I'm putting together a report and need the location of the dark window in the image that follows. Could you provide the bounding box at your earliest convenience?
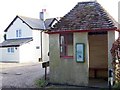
[8,47,14,53]
[16,29,22,37]
[36,46,40,49]
[60,33,73,57]
[4,34,6,40]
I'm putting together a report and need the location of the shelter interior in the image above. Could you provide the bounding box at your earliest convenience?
[88,31,108,87]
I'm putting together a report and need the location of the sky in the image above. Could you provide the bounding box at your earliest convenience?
[0,0,119,41]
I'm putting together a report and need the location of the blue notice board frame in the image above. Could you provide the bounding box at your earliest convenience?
[76,43,85,63]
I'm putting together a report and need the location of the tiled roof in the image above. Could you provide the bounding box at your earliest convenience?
[0,38,33,47]
[52,1,116,31]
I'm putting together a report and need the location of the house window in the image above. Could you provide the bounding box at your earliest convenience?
[36,46,40,49]
[16,29,22,37]
[8,47,14,53]
[60,33,73,57]
[8,48,11,53]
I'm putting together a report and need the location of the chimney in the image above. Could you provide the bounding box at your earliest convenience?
[39,9,46,21]
[40,12,44,21]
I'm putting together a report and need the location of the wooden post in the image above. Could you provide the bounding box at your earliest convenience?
[42,61,49,80]
[45,67,47,80]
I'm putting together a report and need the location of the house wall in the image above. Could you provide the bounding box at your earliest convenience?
[6,18,32,39]
[2,17,50,63]
[32,30,41,61]
[42,32,49,62]
[0,47,19,62]
[0,48,2,61]
[20,30,43,63]
[0,33,4,43]
[49,32,89,86]
[19,41,35,63]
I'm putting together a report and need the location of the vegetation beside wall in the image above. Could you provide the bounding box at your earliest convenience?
[35,77,48,88]
[113,82,120,89]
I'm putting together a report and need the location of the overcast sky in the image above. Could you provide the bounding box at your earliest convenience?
[0,0,119,36]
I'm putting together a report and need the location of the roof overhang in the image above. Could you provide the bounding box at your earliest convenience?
[47,27,117,34]
[0,45,19,48]
[0,38,33,48]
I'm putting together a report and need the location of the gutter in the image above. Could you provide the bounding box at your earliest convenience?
[46,27,117,34]
[40,31,44,61]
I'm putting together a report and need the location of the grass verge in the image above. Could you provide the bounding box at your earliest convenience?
[35,78,48,88]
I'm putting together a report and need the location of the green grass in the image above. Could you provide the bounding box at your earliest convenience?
[113,82,120,89]
[35,78,48,88]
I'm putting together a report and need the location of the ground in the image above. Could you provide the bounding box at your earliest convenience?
[0,62,49,88]
[0,62,110,90]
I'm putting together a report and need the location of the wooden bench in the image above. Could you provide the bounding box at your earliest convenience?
[89,68,108,78]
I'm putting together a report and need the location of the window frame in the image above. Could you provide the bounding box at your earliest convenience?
[60,33,73,58]
[7,47,14,53]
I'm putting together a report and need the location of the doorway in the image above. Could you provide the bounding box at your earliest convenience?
[88,32,108,87]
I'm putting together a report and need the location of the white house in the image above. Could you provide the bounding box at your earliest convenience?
[0,15,58,63]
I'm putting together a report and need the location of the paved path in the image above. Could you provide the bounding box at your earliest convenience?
[0,62,48,88]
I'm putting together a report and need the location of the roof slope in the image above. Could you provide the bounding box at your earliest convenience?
[5,16,58,32]
[44,18,57,29]
[52,1,116,31]
[0,38,33,47]
[19,16,45,30]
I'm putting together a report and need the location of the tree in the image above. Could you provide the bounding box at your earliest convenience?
[111,37,120,84]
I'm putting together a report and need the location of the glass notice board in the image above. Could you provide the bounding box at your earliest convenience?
[76,43,85,63]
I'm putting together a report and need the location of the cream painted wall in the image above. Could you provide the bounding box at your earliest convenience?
[6,18,32,39]
[49,34,61,83]
[108,31,116,84]
[108,31,119,69]
[49,32,89,86]
[74,32,89,85]
[108,31,115,69]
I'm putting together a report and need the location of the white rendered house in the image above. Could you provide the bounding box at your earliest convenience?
[0,15,58,63]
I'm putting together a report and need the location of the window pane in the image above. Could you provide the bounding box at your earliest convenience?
[16,30,18,37]
[19,29,22,37]
[36,46,40,49]
[8,48,10,53]
[60,36,64,45]
[16,29,22,37]
[11,48,14,53]
[60,45,67,56]
[60,33,73,57]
